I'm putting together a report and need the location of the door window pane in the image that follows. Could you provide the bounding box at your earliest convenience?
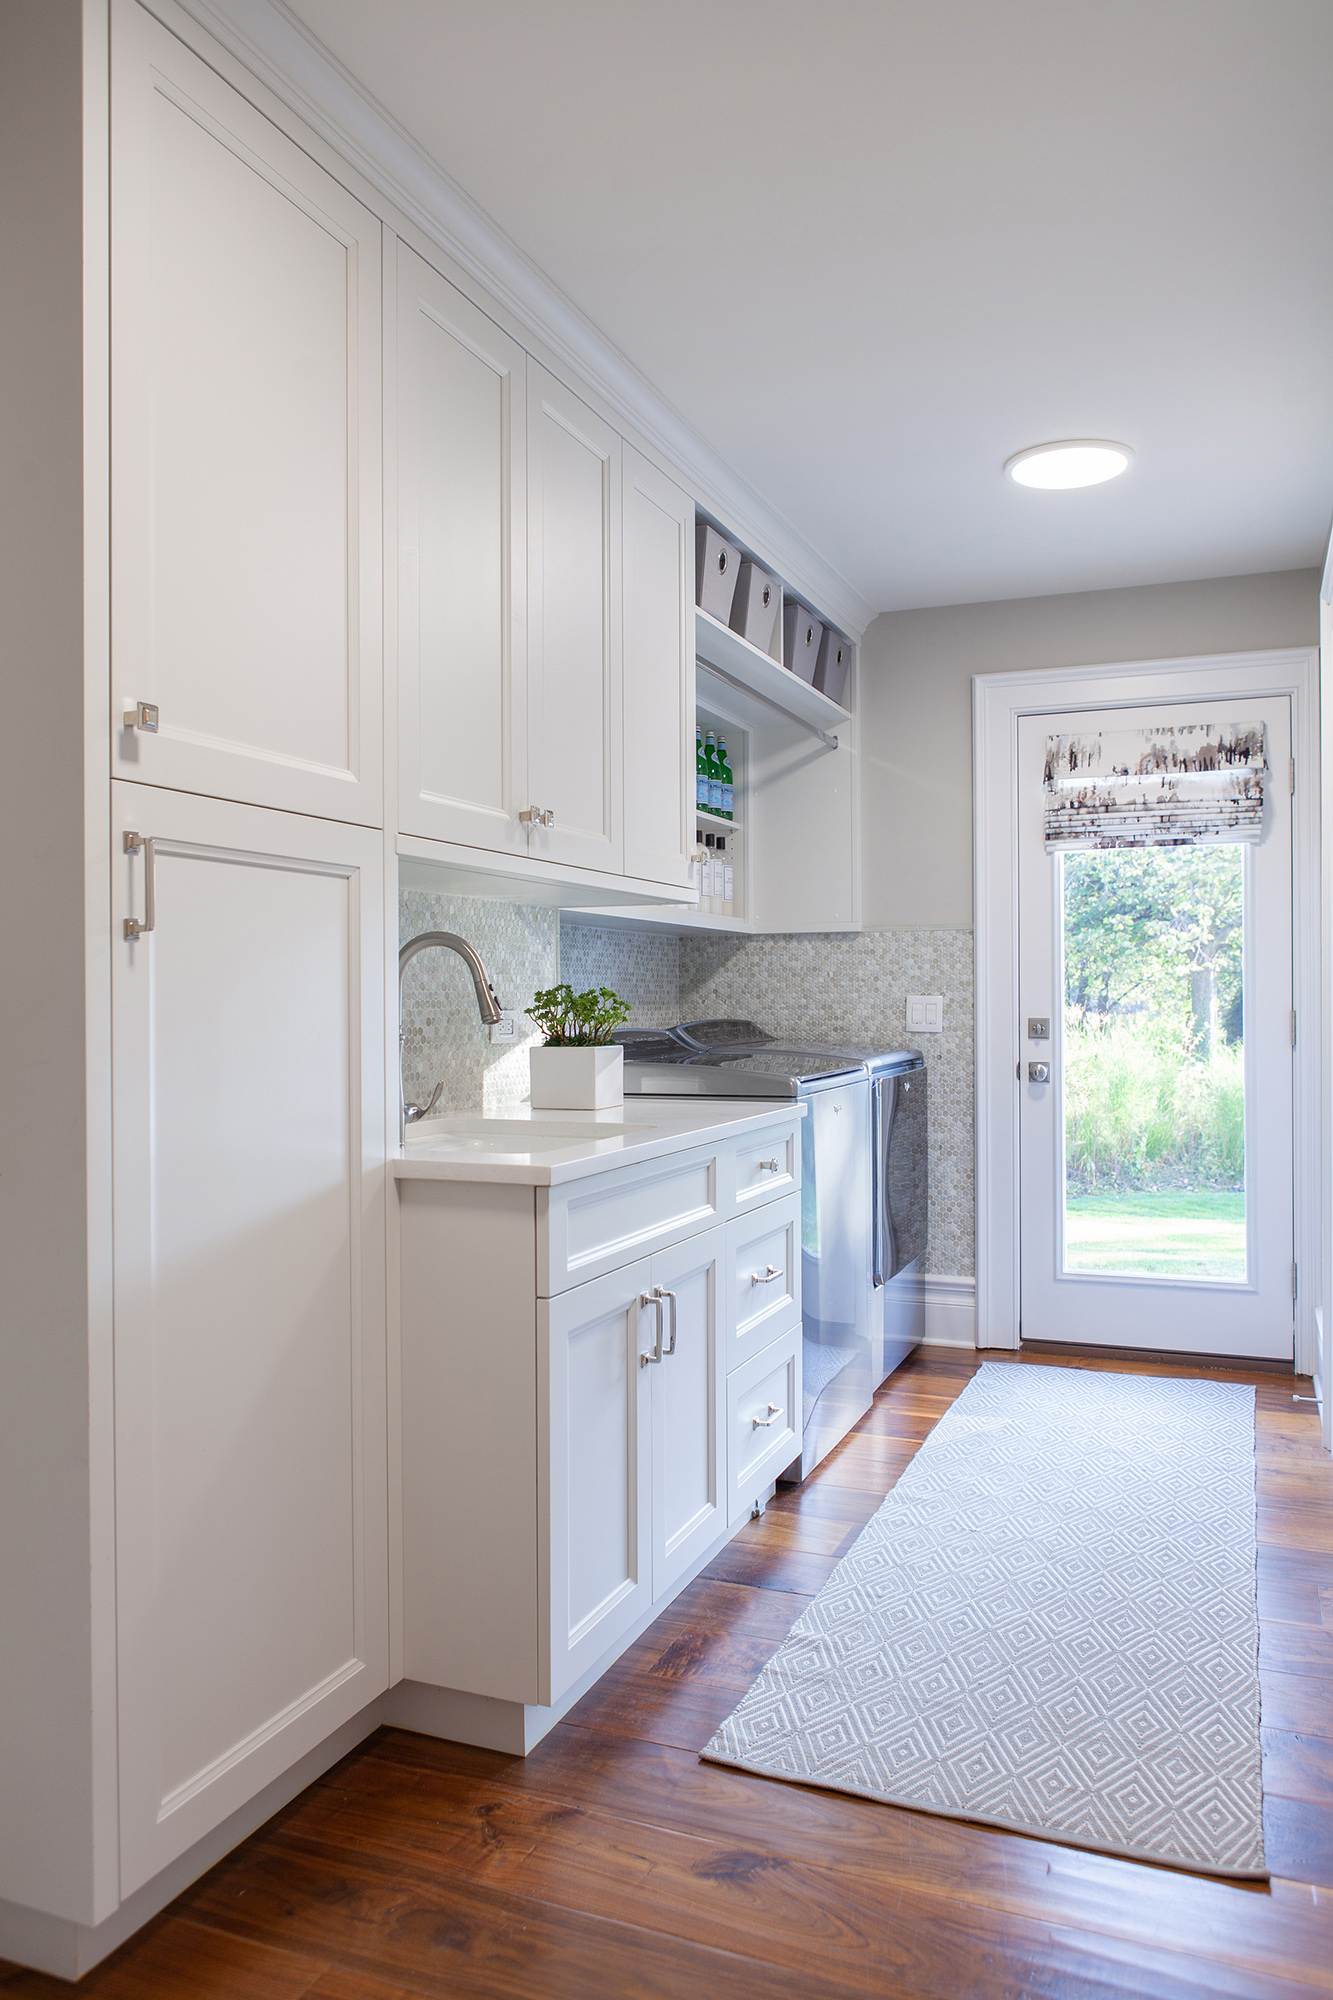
[1062,845,1245,1282]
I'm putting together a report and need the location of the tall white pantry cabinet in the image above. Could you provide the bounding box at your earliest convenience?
[0,0,695,1972]
[3,0,393,1958]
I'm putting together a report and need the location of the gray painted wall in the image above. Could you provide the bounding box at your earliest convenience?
[859,567,1321,931]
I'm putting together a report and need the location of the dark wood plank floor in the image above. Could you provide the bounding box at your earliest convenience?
[5,1348,1331,1997]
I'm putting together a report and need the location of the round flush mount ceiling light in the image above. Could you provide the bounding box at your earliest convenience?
[1005,439,1134,489]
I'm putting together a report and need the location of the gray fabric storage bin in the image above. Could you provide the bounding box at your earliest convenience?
[814,628,851,706]
[783,601,824,683]
[696,522,741,622]
[729,560,780,656]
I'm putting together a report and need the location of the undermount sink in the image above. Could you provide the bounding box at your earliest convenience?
[406,1116,648,1153]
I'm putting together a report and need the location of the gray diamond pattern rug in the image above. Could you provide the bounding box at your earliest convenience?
[704,1363,1266,1878]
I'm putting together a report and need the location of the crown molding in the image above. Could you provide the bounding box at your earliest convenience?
[167,0,876,638]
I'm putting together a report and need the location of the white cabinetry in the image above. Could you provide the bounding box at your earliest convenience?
[623,446,694,887]
[110,784,387,1892]
[397,1117,798,1749]
[544,1224,725,1698]
[395,245,528,852]
[543,1261,654,1696]
[525,365,623,872]
[395,318,697,890]
[110,0,383,827]
[649,1226,727,1597]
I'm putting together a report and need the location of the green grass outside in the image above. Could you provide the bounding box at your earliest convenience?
[1064,1189,1246,1281]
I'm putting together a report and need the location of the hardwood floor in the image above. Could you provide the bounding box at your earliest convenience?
[4,1348,1331,1997]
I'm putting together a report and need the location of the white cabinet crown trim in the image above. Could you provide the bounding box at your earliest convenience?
[165,0,873,639]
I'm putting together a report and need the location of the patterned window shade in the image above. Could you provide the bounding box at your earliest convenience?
[1044,721,1267,850]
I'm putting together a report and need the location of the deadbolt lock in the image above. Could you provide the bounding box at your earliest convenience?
[1027,1017,1050,1040]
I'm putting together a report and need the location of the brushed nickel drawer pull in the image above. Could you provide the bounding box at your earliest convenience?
[752,1402,783,1428]
[757,1157,781,1172]
[750,1264,780,1286]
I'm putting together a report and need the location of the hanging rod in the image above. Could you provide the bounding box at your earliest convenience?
[695,657,840,751]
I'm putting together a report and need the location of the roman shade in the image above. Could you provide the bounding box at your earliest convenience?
[1044,721,1266,849]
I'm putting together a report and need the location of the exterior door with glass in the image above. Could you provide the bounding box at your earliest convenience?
[1018,697,1294,1360]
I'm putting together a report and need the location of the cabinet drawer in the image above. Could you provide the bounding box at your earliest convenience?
[727,1323,802,1525]
[538,1144,720,1295]
[725,1192,801,1367]
[724,1119,799,1213]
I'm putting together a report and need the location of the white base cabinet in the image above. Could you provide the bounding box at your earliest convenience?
[110,784,388,1892]
[397,1117,800,1744]
[543,1225,727,1702]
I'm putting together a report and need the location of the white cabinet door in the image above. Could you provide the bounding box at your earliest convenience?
[542,1261,651,1703]
[111,782,387,1893]
[396,244,528,852]
[622,446,693,887]
[649,1227,726,1600]
[110,0,383,825]
[525,365,622,872]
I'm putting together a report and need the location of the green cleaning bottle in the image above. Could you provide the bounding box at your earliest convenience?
[704,731,722,814]
[696,728,708,809]
[718,738,734,819]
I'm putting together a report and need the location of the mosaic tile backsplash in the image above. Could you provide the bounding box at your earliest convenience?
[562,921,975,1277]
[558,925,682,1030]
[400,890,559,1117]
[401,891,974,1277]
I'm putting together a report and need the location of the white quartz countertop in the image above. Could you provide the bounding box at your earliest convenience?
[392,1096,802,1186]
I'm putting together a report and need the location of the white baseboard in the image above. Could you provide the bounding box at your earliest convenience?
[919,1273,977,1349]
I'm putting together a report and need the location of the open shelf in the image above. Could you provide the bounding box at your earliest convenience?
[696,806,742,832]
[695,607,851,738]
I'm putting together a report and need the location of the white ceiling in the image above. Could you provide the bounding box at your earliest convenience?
[284,0,1333,614]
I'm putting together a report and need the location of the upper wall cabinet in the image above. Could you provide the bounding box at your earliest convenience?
[396,244,528,853]
[110,0,383,825]
[524,365,623,874]
[622,446,694,888]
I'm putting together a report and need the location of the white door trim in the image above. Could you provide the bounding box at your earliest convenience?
[974,647,1321,1371]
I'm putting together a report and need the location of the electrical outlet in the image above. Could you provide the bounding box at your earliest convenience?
[906,994,943,1033]
[490,1010,518,1045]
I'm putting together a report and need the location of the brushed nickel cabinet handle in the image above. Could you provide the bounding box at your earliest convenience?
[654,1285,677,1356]
[752,1402,783,1429]
[750,1264,780,1286]
[639,1291,664,1366]
[123,830,156,940]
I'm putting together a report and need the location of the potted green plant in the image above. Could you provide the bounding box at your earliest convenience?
[527,984,632,1109]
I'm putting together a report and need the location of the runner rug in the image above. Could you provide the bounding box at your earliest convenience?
[704,1362,1266,1877]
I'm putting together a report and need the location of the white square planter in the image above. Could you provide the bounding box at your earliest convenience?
[529,1043,624,1110]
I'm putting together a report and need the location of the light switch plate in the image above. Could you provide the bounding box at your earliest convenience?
[490,1010,518,1045]
[906,994,943,1033]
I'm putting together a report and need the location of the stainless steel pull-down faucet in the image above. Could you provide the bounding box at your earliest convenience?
[398,931,504,1139]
